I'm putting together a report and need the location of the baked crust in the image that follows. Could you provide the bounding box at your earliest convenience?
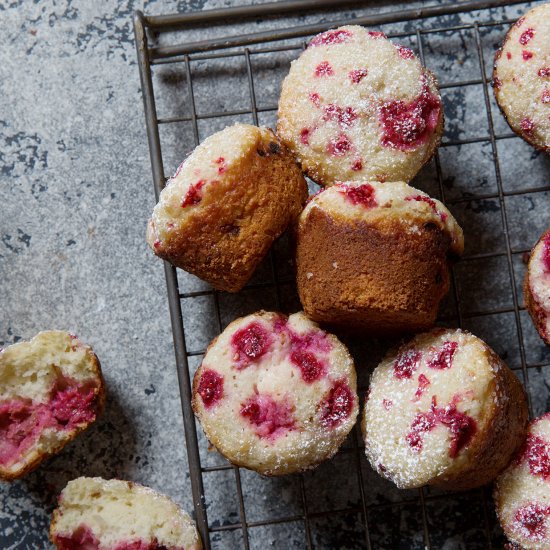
[296,206,456,335]
[147,126,308,292]
[0,332,105,482]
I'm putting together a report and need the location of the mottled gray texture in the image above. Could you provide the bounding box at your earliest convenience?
[1,0,549,549]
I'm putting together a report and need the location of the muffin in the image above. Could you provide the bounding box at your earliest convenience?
[50,477,201,550]
[524,228,550,346]
[277,25,444,185]
[147,123,308,292]
[0,331,105,481]
[493,3,550,152]
[494,414,550,550]
[363,328,528,490]
[295,181,464,334]
[192,311,358,475]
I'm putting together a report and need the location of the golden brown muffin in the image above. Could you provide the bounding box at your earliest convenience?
[363,328,529,490]
[50,477,201,549]
[494,414,550,550]
[192,311,358,476]
[0,331,105,481]
[277,25,444,185]
[295,181,464,334]
[524,228,550,346]
[147,123,308,292]
[493,3,550,152]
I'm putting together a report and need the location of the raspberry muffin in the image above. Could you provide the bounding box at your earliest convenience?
[295,181,464,334]
[363,328,528,490]
[50,477,201,550]
[147,123,308,292]
[493,4,550,152]
[277,25,444,185]
[524,228,550,346]
[494,414,550,550]
[0,331,105,481]
[192,311,358,475]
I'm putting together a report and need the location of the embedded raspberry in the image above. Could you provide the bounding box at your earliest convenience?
[515,17,525,28]
[514,504,549,542]
[406,410,436,452]
[507,51,512,60]
[379,85,441,151]
[181,179,207,207]
[153,239,161,249]
[351,158,363,171]
[327,133,352,156]
[382,399,393,410]
[50,384,97,427]
[393,348,421,379]
[405,195,447,222]
[427,341,458,370]
[197,369,224,408]
[315,61,334,77]
[520,117,535,133]
[320,381,354,427]
[231,322,272,367]
[54,526,100,550]
[519,28,535,45]
[349,69,368,84]
[337,183,377,208]
[397,46,415,59]
[290,350,326,383]
[520,434,550,479]
[543,234,550,272]
[542,90,550,104]
[215,156,227,174]
[522,50,534,60]
[414,374,430,401]
[309,29,352,48]
[492,77,502,89]
[309,92,320,106]
[323,104,358,128]
[240,394,295,440]
[368,31,386,39]
[539,67,550,77]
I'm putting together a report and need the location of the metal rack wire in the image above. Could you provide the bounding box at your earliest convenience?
[134,1,550,548]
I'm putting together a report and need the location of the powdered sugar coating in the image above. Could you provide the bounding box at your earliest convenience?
[494,415,550,549]
[493,4,550,152]
[277,25,443,185]
[525,228,550,345]
[363,329,514,489]
[301,180,464,256]
[192,311,358,475]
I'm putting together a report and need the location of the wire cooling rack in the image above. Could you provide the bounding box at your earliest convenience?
[134,1,550,548]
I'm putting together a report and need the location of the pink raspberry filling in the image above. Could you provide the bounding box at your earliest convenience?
[323,104,358,129]
[181,179,207,208]
[414,373,431,401]
[327,133,352,156]
[368,31,386,39]
[426,341,458,370]
[300,127,312,145]
[539,67,550,77]
[520,117,535,133]
[406,395,477,458]
[231,322,273,368]
[393,348,422,380]
[522,50,534,61]
[290,350,326,383]
[516,433,550,479]
[0,378,98,468]
[379,83,441,151]
[519,28,535,45]
[349,69,368,84]
[315,61,334,77]
[240,394,295,440]
[336,183,377,208]
[320,381,354,427]
[396,45,415,59]
[308,92,321,106]
[351,158,363,171]
[309,29,352,48]
[514,504,550,542]
[197,369,224,409]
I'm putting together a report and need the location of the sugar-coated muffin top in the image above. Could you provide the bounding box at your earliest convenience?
[300,181,464,256]
[277,25,443,184]
[493,4,550,151]
[193,311,358,475]
[364,328,504,488]
[51,477,201,550]
[527,228,550,340]
[495,415,550,550]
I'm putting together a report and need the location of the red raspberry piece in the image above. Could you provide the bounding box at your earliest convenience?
[396,45,415,59]
[290,349,326,383]
[349,69,368,84]
[507,51,512,60]
[516,433,550,479]
[54,526,100,550]
[240,394,295,440]
[413,374,430,401]
[368,31,386,39]
[309,29,352,48]
[300,128,311,145]
[153,239,161,249]
[351,158,363,171]
[214,156,227,174]
[320,381,354,427]
[323,104,358,128]
[515,17,525,28]
[393,348,422,380]
[520,117,535,133]
[406,409,436,452]
[523,50,534,60]
[181,179,207,207]
[542,90,550,104]
[514,504,549,542]
[543,234,550,272]
[405,195,447,222]
[231,322,273,368]
[539,67,550,77]
[519,28,535,45]
[327,133,352,156]
[315,61,334,77]
[492,77,502,89]
[427,341,458,370]
[309,92,321,107]
[197,369,224,408]
[382,399,393,410]
[336,182,377,208]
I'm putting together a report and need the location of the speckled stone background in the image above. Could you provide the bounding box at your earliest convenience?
[1,0,549,549]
